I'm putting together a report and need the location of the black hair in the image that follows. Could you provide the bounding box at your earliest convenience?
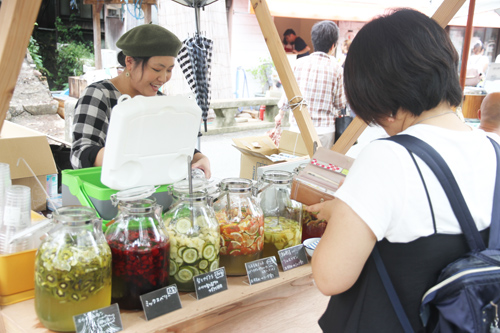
[344,8,462,125]
[284,29,296,37]
[311,21,339,53]
[117,51,151,78]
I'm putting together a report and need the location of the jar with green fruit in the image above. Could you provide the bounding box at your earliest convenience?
[213,178,264,276]
[164,179,220,292]
[258,170,302,262]
[35,206,112,332]
[105,186,170,310]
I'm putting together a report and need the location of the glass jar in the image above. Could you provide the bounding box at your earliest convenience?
[258,170,302,261]
[105,186,170,310]
[213,178,264,276]
[164,179,220,292]
[35,206,111,332]
[293,163,328,241]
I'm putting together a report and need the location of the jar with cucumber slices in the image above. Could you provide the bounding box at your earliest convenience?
[213,178,264,275]
[104,186,170,310]
[164,179,220,292]
[35,206,112,332]
[258,170,302,262]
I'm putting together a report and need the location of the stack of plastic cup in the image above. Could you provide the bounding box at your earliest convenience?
[0,185,31,254]
[0,163,12,227]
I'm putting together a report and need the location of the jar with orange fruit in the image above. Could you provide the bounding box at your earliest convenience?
[213,178,264,276]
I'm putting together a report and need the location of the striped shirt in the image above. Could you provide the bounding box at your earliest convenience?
[280,52,346,134]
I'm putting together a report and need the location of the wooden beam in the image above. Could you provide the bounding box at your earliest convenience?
[459,0,476,91]
[142,5,153,24]
[84,0,157,4]
[431,0,466,28]
[0,0,43,132]
[331,0,467,154]
[92,4,103,70]
[250,0,320,157]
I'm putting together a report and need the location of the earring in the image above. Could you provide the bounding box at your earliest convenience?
[125,72,130,77]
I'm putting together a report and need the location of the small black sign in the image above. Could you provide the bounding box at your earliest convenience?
[139,284,182,321]
[245,256,280,285]
[194,267,228,300]
[278,244,309,271]
[73,303,123,333]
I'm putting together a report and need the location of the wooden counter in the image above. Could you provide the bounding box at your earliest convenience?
[0,263,330,332]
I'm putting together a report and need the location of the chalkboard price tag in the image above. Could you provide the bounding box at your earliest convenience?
[278,244,309,271]
[194,267,228,300]
[139,284,182,321]
[245,256,280,285]
[73,303,123,333]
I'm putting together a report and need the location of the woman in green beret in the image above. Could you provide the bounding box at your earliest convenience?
[70,24,211,178]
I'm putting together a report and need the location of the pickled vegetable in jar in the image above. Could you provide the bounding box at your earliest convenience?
[258,170,302,262]
[164,179,220,291]
[35,206,111,332]
[301,209,327,241]
[105,186,170,310]
[213,178,264,276]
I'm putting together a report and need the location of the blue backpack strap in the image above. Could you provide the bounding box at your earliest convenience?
[373,246,415,333]
[486,136,500,249]
[384,134,486,251]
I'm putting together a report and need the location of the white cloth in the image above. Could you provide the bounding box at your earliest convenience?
[335,125,499,243]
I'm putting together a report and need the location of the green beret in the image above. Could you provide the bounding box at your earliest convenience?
[116,24,182,58]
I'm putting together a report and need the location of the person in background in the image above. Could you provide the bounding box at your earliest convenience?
[308,9,498,331]
[283,36,294,53]
[478,92,500,136]
[468,41,490,77]
[70,24,211,178]
[338,38,352,67]
[276,21,346,149]
[283,29,311,59]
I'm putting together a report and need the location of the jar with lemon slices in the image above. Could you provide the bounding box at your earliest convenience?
[258,170,302,262]
[213,178,264,276]
[164,178,220,292]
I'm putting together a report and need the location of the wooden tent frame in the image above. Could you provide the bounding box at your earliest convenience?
[0,0,467,147]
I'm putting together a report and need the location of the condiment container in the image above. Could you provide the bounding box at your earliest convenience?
[213,178,264,275]
[35,206,111,332]
[258,170,302,262]
[164,179,220,292]
[105,186,170,310]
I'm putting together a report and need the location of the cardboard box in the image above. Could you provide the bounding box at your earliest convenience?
[68,76,88,98]
[232,130,309,180]
[0,121,58,211]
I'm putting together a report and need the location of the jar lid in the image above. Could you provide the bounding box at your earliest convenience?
[110,185,157,205]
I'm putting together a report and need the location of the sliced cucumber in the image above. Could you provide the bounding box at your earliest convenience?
[176,267,194,283]
[169,261,178,276]
[209,259,219,271]
[202,244,216,260]
[182,248,198,264]
[199,259,209,270]
[188,266,200,277]
[176,218,192,234]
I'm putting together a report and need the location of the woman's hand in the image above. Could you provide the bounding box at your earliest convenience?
[306,199,336,222]
[191,152,211,179]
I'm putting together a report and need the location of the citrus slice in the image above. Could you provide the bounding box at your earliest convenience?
[199,259,209,270]
[209,259,219,271]
[176,267,194,283]
[169,261,178,276]
[202,244,216,261]
[182,248,198,264]
[176,218,192,234]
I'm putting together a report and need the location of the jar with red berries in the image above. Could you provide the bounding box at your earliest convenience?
[105,186,170,310]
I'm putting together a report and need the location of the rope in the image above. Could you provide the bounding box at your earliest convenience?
[288,96,308,112]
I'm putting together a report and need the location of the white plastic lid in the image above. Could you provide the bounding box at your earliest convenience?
[110,185,157,205]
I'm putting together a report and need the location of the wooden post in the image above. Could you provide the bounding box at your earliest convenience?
[459,0,476,91]
[0,0,43,132]
[92,4,103,70]
[142,5,152,24]
[250,0,320,157]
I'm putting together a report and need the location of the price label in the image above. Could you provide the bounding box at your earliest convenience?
[245,256,280,285]
[140,284,182,321]
[194,267,228,300]
[278,245,308,271]
[73,303,123,333]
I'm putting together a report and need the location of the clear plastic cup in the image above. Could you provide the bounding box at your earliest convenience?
[0,163,12,227]
[0,185,31,254]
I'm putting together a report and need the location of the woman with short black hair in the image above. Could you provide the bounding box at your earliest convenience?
[309,9,499,332]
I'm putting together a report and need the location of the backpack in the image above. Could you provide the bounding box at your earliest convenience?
[373,134,500,333]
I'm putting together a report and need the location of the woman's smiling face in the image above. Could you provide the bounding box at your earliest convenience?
[127,56,176,96]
